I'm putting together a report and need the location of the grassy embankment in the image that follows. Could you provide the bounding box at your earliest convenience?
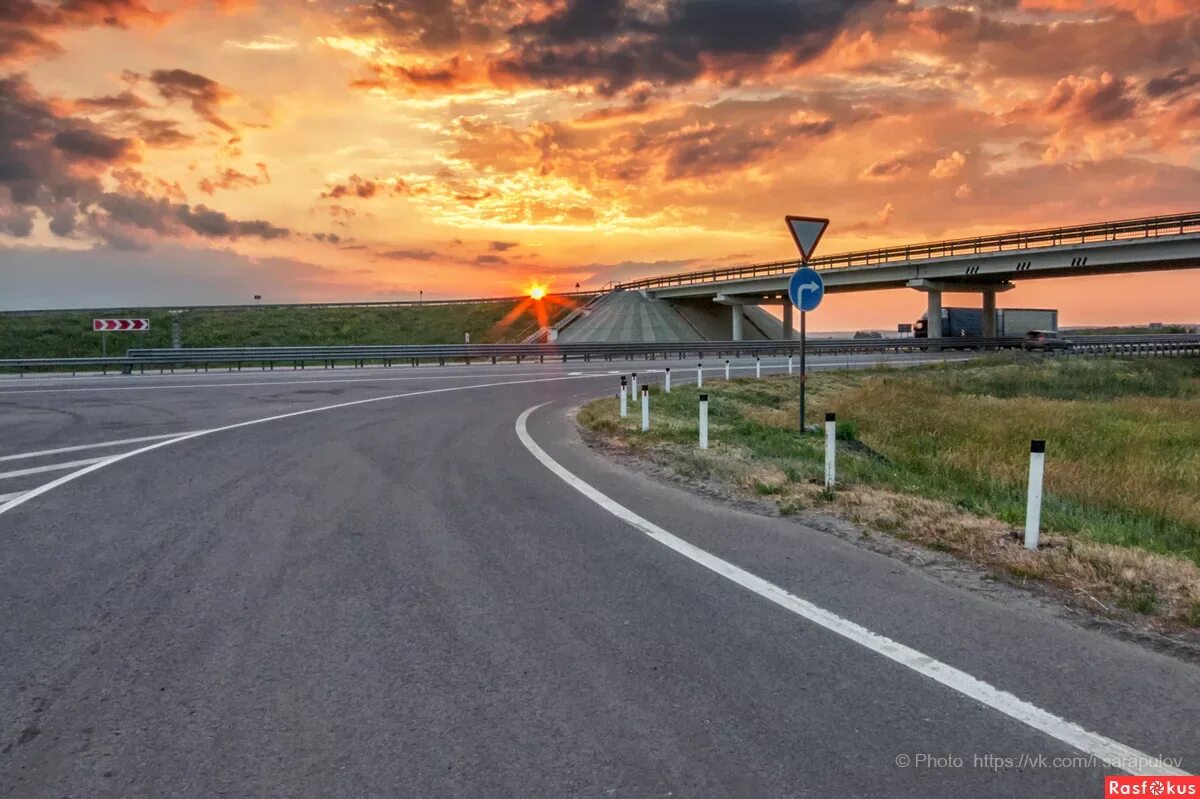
[0,299,574,359]
[579,356,1200,629]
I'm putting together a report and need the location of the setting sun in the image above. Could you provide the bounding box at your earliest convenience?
[528,284,547,301]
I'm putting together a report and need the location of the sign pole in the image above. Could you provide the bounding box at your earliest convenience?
[800,310,807,430]
[101,331,107,358]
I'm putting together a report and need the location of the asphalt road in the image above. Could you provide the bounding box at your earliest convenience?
[1,354,1195,797]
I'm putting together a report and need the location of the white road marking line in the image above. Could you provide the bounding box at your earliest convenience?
[513,403,1189,777]
[0,433,190,463]
[0,372,610,518]
[0,491,25,503]
[0,456,109,481]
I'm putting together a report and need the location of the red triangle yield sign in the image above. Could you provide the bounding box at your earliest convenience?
[784,215,830,262]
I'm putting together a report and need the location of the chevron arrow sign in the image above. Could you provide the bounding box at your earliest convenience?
[93,318,150,332]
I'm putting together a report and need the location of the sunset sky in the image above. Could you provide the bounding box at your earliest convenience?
[1,0,1197,328]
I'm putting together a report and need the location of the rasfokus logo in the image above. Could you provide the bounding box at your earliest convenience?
[1106,777,1199,797]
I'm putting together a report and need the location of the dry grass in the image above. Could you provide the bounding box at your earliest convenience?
[577,356,1200,629]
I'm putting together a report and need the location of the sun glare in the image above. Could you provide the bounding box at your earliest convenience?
[528,284,547,301]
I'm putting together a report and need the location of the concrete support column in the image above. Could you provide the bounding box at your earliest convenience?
[926,290,943,341]
[982,290,997,339]
[782,302,794,340]
[732,305,744,341]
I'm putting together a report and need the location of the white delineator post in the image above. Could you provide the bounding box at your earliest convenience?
[641,386,650,432]
[725,360,730,380]
[697,363,703,388]
[619,377,628,418]
[788,355,793,375]
[1025,439,1046,550]
[665,367,671,393]
[632,372,638,402]
[824,412,837,489]
[698,394,709,449]
[756,358,761,379]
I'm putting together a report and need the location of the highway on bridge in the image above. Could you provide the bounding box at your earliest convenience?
[1,355,1195,796]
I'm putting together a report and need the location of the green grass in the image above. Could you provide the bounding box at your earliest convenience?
[580,356,1200,567]
[0,300,574,359]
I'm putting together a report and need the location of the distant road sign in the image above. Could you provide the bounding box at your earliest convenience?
[898,322,913,334]
[784,215,829,262]
[93,318,149,332]
[788,267,825,312]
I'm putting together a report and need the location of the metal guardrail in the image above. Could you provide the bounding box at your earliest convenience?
[0,291,602,317]
[1,335,1197,375]
[614,212,1200,292]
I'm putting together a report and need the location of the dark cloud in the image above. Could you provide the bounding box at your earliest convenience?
[473,253,506,265]
[380,248,438,260]
[0,0,162,64]
[321,174,413,200]
[489,240,518,251]
[96,192,290,242]
[198,163,270,195]
[1043,73,1137,124]
[53,128,138,161]
[75,90,149,111]
[0,74,291,246]
[1145,68,1200,99]
[134,118,193,148]
[148,68,235,131]
[494,0,880,94]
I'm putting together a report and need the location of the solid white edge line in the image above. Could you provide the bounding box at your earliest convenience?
[513,402,1189,778]
[0,491,25,504]
[0,456,110,480]
[0,373,607,518]
[0,433,190,463]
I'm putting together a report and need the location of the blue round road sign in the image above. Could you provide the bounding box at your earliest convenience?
[789,266,825,312]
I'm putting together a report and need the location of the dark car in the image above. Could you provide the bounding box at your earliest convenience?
[1022,330,1072,351]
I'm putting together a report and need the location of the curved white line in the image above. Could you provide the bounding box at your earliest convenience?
[0,373,606,518]
[514,402,1188,777]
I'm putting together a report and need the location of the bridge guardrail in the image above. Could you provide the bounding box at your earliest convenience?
[614,211,1200,292]
[1,335,1197,375]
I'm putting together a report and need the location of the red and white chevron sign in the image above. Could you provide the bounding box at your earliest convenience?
[92,318,149,332]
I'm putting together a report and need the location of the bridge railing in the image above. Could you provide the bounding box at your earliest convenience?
[614,212,1200,292]
[1,335,1197,375]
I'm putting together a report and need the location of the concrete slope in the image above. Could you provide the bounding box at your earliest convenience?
[669,298,786,340]
[556,290,700,342]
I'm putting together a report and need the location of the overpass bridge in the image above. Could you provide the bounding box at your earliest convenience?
[606,212,1200,341]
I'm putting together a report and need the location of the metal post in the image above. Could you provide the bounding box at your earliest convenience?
[665,367,671,393]
[1025,440,1046,550]
[699,394,709,449]
[800,310,807,430]
[697,363,703,388]
[619,377,628,418]
[641,386,650,432]
[824,412,837,489]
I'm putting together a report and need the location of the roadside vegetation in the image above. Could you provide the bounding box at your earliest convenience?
[0,299,578,359]
[578,356,1200,630]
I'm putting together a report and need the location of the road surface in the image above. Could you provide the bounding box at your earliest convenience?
[1,354,1195,797]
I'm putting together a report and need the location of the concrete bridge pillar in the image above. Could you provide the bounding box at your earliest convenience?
[782,302,794,340]
[926,290,943,340]
[731,306,744,341]
[982,290,997,339]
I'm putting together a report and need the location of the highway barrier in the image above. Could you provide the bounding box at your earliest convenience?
[1,334,1197,375]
